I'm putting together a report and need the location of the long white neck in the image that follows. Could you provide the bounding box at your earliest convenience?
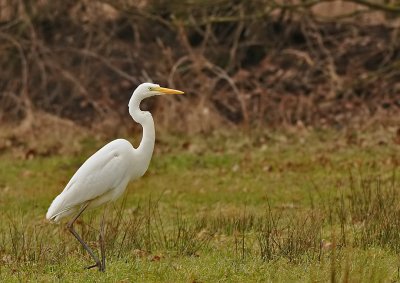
[128,93,155,175]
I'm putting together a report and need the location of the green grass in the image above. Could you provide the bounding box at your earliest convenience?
[0,130,399,282]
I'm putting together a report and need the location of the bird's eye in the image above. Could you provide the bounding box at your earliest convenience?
[148,87,153,91]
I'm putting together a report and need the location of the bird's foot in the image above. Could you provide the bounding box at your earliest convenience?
[85,261,104,272]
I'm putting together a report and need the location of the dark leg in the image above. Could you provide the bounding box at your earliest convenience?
[67,203,103,271]
[99,205,107,272]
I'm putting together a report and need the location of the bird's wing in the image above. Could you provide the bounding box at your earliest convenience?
[47,139,134,220]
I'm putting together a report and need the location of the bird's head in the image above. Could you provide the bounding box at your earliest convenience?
[129,83,184,118]
[133,82,184,100]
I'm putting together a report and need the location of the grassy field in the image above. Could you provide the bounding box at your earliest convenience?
[0,129,399,282]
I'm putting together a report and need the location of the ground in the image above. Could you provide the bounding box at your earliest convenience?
[0,128,399,282]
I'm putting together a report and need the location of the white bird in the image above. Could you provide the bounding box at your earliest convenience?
[46,83,184,272]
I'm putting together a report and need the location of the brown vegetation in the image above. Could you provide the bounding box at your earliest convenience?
[0,0,399,139]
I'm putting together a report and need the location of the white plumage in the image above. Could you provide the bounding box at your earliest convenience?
[46,83,184,272]
[46,139,135,222]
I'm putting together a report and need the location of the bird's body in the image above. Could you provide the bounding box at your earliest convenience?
[46,83,184,272]
[47,139,136,222]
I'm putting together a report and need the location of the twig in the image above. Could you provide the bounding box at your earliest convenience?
[53,48,139,84]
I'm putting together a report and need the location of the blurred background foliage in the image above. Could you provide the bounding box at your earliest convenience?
[0,0,399,152]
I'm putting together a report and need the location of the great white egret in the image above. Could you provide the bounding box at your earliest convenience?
[46,83,184,272]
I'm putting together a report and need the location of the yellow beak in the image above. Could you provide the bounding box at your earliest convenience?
[154,86,184,95]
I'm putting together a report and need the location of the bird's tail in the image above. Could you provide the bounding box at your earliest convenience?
[46,194,76,223]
